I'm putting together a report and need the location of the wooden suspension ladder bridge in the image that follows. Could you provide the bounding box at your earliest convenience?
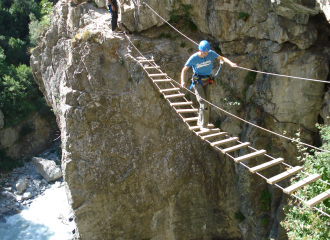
[129,53,330,214]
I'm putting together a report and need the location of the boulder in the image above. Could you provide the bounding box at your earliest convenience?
[32,157,62,182]
[23,192,32,200]
[41,179,48,185]
[16,177,27,195]
[95,0,105,8]
[16,196,23,202]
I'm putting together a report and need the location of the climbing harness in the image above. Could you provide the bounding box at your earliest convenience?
[189,61,223,89]
[190,75,208,89]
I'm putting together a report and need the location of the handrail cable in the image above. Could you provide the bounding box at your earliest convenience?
[143,2,329,84]
[142,2,198,45]
[125,33,330,154]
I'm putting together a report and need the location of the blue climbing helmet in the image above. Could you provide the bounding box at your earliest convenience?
[198,40,210,52]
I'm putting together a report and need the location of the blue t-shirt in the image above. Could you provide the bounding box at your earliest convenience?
[185,50,219,75]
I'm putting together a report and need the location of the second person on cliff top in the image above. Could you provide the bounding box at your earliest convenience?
[108,0,118,32]
[180,40,237,132]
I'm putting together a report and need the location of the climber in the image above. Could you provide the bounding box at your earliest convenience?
[108,0,119,32]
[180,40,237,132]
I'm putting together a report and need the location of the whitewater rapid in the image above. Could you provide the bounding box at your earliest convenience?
[0,184,75,240]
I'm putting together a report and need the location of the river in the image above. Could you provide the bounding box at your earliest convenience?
[0,184,75,240]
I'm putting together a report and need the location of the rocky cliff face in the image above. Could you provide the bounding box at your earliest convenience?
[31,0,330,239]
[0,112,58,159]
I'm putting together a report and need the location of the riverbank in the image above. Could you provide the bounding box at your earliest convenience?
[0,145,77,239]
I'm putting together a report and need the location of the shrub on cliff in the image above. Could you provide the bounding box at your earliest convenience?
[29,0,54,46]
[281,124,330,239]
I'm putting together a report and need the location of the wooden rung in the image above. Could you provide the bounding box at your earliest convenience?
[139,59,154,63]
[195,128,220,136]
[234,150,266,163]
[164,93,185,99]
[176,109,199,113]
[283,174,321,195]
[144,66,160,69]
[160,88,180,93]
[153,79,171,83]
[221,142,250,154]
[210,137,239,147]
[149,73,167,77]
[189,126,201,130]
[170,101,193,107]
[200,132,227,140]
[189,124,213,131]
[183,117,198,122]
[267,166,303,185]
[249,158,284,173]
[306,189,330,208]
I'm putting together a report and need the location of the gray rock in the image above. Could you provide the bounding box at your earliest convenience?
[32,157,62,182]
[0,207,11,214]
[16,177,27,195]
[23,192,32,200]
[16,196,23,202]
[32,179,42,189]
[95,0,105,8]
[1,191,16,199]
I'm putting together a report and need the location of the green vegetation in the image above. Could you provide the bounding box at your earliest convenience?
[261,189,271,211]
[180,41,187,48]
[281,124,330,240]
[234,174,239,182]
[184,93,191,101]
[218,80,242,110]
[136,42,141,50]
[237,12,250,21]
[16,123,35,143]
[118,55,124,65]
[245,71,257,85]
[213,45,222,55]
[158,33,180,40]
[261,216,269,226]
[0,148,23,172]
[29,0,54,45]
[168,0,197,32]
[72,30,100,45]
[0,0,55,128]
[214,119,221,129]
[234,210,245,222]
